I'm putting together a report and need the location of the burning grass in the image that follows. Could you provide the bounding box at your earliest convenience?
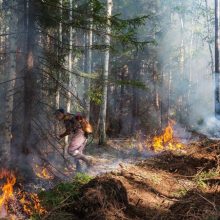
[0,169,46,219]
[151,121,185,152]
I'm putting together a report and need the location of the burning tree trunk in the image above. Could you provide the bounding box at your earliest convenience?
[215,0,220,118]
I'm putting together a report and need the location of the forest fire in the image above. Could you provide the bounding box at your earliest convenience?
[152,121,184,152]
[0,169,46,219]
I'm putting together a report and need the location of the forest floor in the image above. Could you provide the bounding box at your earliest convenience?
[39,135,220,220]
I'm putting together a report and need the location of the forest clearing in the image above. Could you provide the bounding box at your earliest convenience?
[0,0,220,219]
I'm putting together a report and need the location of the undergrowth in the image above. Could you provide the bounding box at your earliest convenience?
[31,173,92,220]
[193,169,219,189]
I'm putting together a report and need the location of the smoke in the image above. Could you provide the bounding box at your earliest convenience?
[155,0,217,136]
[195,116,220,138]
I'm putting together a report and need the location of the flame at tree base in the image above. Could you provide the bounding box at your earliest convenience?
[0,169,47,219]
[34,164,54,180]
[152,121,184,152]
[0,170,16,210]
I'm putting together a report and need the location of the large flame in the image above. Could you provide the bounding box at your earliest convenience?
[0,170,16,208]
[152,121,184,152]
[0,169,46,218]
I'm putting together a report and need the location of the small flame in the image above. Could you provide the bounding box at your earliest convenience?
[18,190,46,216]
[34,165,54,180]
[152,121,184,152]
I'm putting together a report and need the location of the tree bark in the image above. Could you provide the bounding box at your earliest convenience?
[22,0,37,154]
[99,0,112,145]
[10,0,27,166]
[55,0,63,109]
[215,0,220,118]
[84,15,93,119]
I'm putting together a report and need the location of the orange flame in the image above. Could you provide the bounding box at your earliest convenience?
[0,169,47,218]
[0,170,16,208]
[34,165,53,180]
[152,121,184,152]
[18,190,46,216]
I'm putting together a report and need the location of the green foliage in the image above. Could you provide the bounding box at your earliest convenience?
[115,79,147,90]
[193,169,219,189]
[172,188,188,197]
[38,0,149,51]
[35,0,150,101]
[39,173,92,209]
[88,87,103,105]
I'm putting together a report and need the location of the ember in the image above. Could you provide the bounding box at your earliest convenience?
[152,121,184,152]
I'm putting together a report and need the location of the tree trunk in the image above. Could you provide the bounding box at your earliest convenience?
[215,0,220,118]
[119,64,128,135]
[205,0,214,74]
[131,61,140,134]
[10,0,27,167]
[99,0,112,145]
[66,0,73,114]
[1,0,17,166]
[6,1,17,153]
[22,0,37,154]
[160,70,169,129]
[152,62,162,129]
[84,17,93,119]
[64,0,74,154]
[55,0,63,109]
